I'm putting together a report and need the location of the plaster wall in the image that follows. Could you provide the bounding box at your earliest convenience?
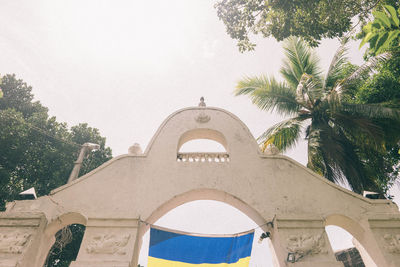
[2,106,400,267]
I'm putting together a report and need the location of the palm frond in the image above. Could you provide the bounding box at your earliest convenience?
[324,37,349,91]
[342,103,400,121]
[331,112,385,151]
[258,116,309,152]
[307,134,340,183]
[335,52,392,95]
[280,37,322,89]
[307,122,370,193]
[235,75,302,116]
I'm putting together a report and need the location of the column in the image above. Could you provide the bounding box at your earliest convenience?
[368,215,400,267]
[270,215,341,267]
[70,218,139,267]
[0,212,47,267]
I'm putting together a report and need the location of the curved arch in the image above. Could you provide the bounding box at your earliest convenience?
[145,188,267,227]
[177,128,228,152]
[325,214,365,241]
[38,212,88,267]
[325,214,379,266]
[44,212,87,237]
[133,189,271,265]
[143,107,260,155]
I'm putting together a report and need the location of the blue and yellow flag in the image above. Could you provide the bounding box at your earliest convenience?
[148,227,254,267]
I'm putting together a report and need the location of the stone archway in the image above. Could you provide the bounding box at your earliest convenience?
[42,213,87,267]
[325,214,382,266]
[1,105,400,267]
[133,188,273,265]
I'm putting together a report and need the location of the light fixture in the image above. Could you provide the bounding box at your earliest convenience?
[287,252,296,263]
[67,142,100,183]
[258,231,271,243]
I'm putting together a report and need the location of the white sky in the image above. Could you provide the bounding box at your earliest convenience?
[0,0,392,265]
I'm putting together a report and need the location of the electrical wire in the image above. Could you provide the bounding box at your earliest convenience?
[0,109,81,148]
[138,218,273,236]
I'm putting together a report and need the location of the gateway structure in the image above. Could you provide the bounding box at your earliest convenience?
[1,103,400,267]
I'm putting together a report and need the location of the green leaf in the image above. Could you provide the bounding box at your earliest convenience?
[385,30,400,48]
[235,75,301,115]
[364,22,372,31]
[258,117,307,152]
[280,37,322,88]
[374,10,391,28]
[376,32,389,52]
[369,34,380,50]
[383,5,399,27]
[372,22,382,30]
[359,32,374,48]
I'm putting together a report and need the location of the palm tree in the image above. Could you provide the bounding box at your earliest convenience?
[236,37,399,194]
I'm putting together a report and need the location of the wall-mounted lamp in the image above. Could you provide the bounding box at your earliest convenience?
[258,231,271,243]
[67,142,100,183]
[287,252,296,263]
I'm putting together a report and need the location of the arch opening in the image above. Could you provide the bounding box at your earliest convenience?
[179,139,226,153]
[134,189,278,266]
[177,129,228,152]
[177,129,229,163]
[325,215,378,267]
[44,224,86,267]
[40,212,88,267]
[138,200,276,267]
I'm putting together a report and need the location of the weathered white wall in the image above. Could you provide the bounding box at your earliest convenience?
[2,106,400,267]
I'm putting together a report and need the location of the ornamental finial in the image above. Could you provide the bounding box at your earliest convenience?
[198,97,206,107]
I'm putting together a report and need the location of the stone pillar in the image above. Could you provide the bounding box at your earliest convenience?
[70,218,139,267]
[270,215,341,267]
[368,215,400,267]
[0,212,47,267]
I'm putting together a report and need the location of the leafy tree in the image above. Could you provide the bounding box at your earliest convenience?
[360,4,400,55]
[0,74,113,266]
[342,54,400,189]
[235,37,400,194]
[0,74,47,117]
[356,54,400,106]
[0,74,112,209]
[0,75,3,98]
[215,0,381,52]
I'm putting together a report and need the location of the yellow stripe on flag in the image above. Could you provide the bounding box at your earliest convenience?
[148,256,251,267]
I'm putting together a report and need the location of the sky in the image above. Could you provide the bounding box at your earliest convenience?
[0,0,387,265]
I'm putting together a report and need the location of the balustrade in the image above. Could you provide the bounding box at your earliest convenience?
[177,153,230,163]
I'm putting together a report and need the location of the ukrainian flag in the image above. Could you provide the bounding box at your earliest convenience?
[148,227,254,267]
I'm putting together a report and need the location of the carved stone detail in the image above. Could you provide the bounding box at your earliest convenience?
[383,234,400,253]
[286,233,327,257]
[195,112,210,123]
[0,231,32,254]
[264,144,280,155]
[86,234,130,255]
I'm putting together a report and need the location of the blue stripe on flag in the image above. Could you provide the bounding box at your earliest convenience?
[149,227,254,264]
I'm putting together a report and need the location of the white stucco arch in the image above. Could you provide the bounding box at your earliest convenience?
[2,105,400,267]
[144,188,266,227]
[325,214,365,243]
[177,128,229,152]
[38,212,88,267]
[134,188,272,266]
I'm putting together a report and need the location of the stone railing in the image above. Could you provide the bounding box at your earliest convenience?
[177,153,230,163]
